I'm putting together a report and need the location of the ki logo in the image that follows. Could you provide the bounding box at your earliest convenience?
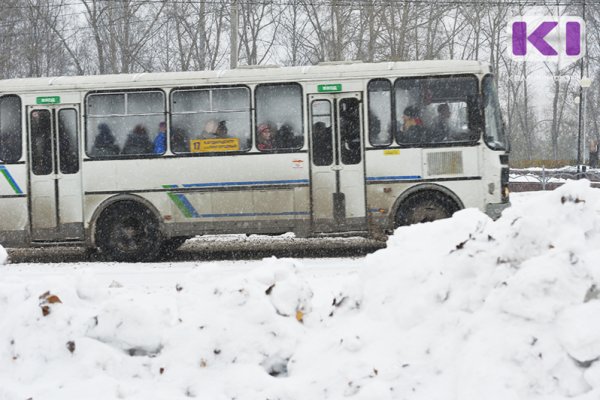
[508,16,585,66]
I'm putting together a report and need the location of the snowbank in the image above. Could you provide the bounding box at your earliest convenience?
[2,181,600,399]
[0,244,7,266]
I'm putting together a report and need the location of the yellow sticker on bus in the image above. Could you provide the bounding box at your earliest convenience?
[190,138,240,153]
[383,149,400,155]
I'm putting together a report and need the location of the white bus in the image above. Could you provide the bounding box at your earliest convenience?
[0,60,509,261]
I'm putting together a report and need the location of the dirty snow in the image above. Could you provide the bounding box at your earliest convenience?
[2,181,600,399]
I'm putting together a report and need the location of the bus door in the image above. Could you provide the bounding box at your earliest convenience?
[28,105,84,242]
[308,92,366,232]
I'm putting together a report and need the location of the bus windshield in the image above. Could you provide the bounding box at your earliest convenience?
[483,75,508,151]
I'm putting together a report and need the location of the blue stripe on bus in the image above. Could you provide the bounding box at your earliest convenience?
[181,179,309,188]
[175,193,201,218]
[168,191,308,219]
[366,175,422,182]
[0,166,23,194]
[198,211,309,218]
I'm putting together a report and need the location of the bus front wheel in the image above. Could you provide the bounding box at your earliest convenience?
[96,202,162,262]
[395,192,459,228]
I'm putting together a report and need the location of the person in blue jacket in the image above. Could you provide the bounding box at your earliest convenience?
[153,121,167,154]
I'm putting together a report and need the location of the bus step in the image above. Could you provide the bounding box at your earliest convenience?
[30,240,86,247]
[313,231,370,238]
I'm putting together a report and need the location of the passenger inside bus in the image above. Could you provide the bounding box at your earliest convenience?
[199,119,219,139]
[215,120,231,138]
[153,121,167,154]
[430,103,451,142]
[274,123,294,149]
[257,123,274,150]
[171,127,189,153]
[368,111,383,144]
[91,123,120,157]
[122,124,153,155]
[396,105,427,144]
[311,121,333,165]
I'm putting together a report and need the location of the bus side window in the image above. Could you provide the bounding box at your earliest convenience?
[58,109,79,174]
[367,79,392,147]
[0,96,22,163]
[311,100,333,166]
[255,83,303,152]
[86,91,165,157]
[339,98,361,165]
[171,87,251,154]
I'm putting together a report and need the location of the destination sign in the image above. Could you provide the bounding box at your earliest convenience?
[317,84,342,92]
[36,96,61,105]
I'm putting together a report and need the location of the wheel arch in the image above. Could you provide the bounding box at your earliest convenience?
[388,183,464,229]
[88,194,164,247]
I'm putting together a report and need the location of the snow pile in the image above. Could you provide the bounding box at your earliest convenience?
[0,244,7,265]
[2,181,600,399]
[0,259,313,400]
[358,179,600,400]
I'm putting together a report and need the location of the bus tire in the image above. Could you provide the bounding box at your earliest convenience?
[394,192,459,228]
[96,202,162,262]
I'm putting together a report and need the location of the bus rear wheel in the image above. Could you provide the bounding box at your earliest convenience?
[96,202,162,262]
[395,192,459,227]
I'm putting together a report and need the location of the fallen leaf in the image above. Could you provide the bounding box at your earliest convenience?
[66,341,75,354]
[38,292,62,316]
[46,295,62,304]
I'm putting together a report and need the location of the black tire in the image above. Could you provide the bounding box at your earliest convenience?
[395,192,459,228]
[83,247,100,261]
[96,202,162,262]
[159,237,189,258]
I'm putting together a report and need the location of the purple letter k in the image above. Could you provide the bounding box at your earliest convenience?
[512,21,558,56]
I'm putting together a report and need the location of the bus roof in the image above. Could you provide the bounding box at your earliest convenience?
[0,60,490,93]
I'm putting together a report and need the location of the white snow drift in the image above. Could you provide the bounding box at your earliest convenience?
[2,181,600,399]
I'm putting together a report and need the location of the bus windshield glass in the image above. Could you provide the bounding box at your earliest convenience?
[483,75,507,151]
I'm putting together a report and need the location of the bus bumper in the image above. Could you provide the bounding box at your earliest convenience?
[485,202,511,220]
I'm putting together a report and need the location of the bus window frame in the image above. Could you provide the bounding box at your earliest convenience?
[392,73,481,149]
[57,108,80,175]
[366,78,394,148]
[254,82,305,153]
[310,98,334,167]
[84,88,167,160]
[482,74,508,152]
[0,94,23,164]
[30,109,54,176]
[169,84,252,157]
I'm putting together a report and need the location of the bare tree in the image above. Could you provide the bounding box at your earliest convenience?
[379,1,412,61]
[276,2,312,65]
[238,1,281,65]
[301,0,359,62]
[80,0,110,74]
[80,0,167,74]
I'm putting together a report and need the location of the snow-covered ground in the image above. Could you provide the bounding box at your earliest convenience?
[2,184,600,399]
